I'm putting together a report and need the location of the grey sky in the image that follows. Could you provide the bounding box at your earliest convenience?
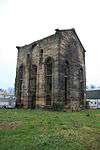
[0,0,100,89]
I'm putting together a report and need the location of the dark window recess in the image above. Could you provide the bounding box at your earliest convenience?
[29,65,37,108]
[19,65,23,80]
[65,77,68,103]
[45,57,52,105]
[18,65,24,103]
[39,49,43,64]
[64,61,69,105]
[79,68,84,100]
[27,54,30,64]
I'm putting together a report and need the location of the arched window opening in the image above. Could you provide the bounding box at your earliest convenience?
[29,65,37,108]
[64,61,69,105]
[45,57,53,105]
[79,68,84,100]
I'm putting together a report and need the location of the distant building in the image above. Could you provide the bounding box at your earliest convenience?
[0,96,16,108]
[15,29,86,111]
[86,90,100,109]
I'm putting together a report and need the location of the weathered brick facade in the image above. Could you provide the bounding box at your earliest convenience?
[15,29,86,110]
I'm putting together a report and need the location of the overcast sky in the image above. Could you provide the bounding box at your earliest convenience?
[0,0,100,89]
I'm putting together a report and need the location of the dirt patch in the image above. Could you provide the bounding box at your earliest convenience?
[95,114,100,117]
[0,121,22,130]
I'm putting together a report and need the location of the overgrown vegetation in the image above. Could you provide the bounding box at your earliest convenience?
[0,109,100,150]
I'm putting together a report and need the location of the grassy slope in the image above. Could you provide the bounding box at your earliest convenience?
[0,109,100,150]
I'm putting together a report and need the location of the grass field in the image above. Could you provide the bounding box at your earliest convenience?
[0,109,100,150]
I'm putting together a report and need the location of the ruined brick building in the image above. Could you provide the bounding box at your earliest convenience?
[15,29,86,110]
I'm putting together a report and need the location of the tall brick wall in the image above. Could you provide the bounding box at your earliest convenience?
[57,29,86,110]
[15,29,86,110]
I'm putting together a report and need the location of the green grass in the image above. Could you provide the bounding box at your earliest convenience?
[0,109,100,150]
